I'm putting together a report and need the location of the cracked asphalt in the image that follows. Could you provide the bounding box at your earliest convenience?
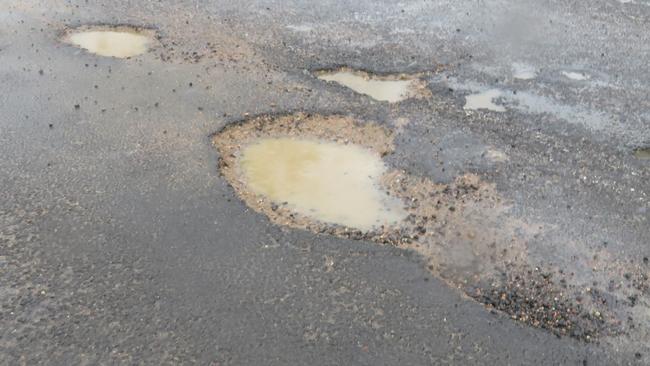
[1,0,649,364]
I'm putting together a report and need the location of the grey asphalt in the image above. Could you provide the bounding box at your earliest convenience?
[1,0,649,364]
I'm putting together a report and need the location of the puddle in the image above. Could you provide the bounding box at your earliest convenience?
[316,69,430,102]
[240,138,405,230]
[286,24,314,32]
[634,147,650,159]
[213,113,644,342]
[512,63,537,80]
[562,71,589,80]
[63,26,154,58]
[214,114,400,234]
[485,148,509,162]
[464,89,506,112]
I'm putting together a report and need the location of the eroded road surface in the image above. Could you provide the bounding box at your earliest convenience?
[1,0,649,364]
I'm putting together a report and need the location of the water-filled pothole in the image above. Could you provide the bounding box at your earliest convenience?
[634,147,650,159]
[240,137,406,230]
[62,26,155,58]
[315,68,431,102]
[463,89,506,112]
[213,113,644,342]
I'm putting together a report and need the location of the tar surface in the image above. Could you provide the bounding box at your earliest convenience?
[1,0,649,365]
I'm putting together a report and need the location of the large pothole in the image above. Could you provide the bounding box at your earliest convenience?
[62,25,156,58]
[213,113,647,342]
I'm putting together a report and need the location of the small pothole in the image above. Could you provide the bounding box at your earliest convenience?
[62,26,156,58]
[315,68,431,102]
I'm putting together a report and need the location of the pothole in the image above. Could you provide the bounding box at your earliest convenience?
[239,137,406,230]
[634,147,650,159]
[213,113,644,341]
[315,68,431,103]
[463,89,506,112]
[62,26,155,58]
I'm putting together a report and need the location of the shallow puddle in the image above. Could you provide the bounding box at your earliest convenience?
[240,138,405,230]
[562,71,589,80]
[634,147,650,159]
[485,148,509,162]
[464,89,506,112]
[316,69,428,102]
[63,27,152,58]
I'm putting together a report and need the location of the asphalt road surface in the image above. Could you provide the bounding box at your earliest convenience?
[1,0,649,364]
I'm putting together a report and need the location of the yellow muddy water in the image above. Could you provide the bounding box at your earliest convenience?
[240,138,406,230]
[318,71,418,102]
[66,30,150,58]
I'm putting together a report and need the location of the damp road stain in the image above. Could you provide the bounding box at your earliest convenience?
[240,138,406,231]
[316,68,430,103]
[445,78,612,131]
[63,27,153,58]
[464,89,506,112]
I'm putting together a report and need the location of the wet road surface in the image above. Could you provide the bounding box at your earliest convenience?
[1,0,649,364]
